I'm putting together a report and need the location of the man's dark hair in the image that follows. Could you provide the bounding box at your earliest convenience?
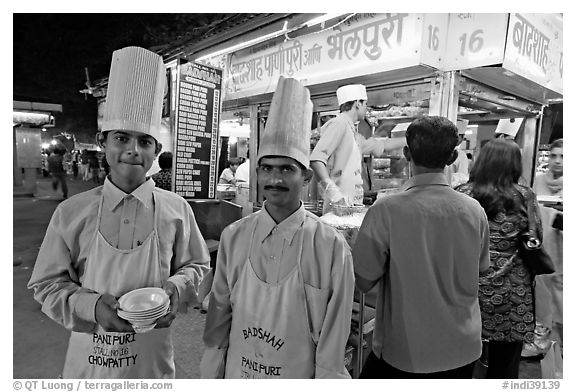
[405,116,459,169]
[228,157,242,167]
[339,100,365,113]
[158,151,173,170]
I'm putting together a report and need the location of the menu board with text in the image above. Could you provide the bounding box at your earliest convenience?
[174,61,222,199]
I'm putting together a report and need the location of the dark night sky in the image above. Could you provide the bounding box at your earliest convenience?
[14,14,150,140]
[13,13,229,142]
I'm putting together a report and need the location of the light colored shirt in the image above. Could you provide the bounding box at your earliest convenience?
[447,149,470,187]
[352,172,490,373]
[28,177,210,332]
[533,171,563,197]
[202,202,354,378]
[218,168,236,184]
[235,160,250,183]
[310,113,397,186]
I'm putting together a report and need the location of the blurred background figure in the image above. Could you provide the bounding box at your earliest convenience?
[218,157,241,185]
[533,139,563,197]
[81,149,90,181]
[47,144,68,199]
[528,138,563,357]
[456,139,542,379]
[152,151,173,191]
[71,150,79,180]
[88,152,100,184]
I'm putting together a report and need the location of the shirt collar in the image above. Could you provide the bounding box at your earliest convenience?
[337,113,357,133]
[402,172,450,191]
[254,201,306,245]
[103,177,155,211]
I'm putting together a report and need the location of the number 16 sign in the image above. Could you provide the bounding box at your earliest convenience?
[422,13,509,71]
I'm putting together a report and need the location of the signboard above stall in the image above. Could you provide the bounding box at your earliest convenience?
[225,13,424,100]
[223,13,562,106]
[503,13,563,95]
[420,13,508,71]
[173,60,222,199]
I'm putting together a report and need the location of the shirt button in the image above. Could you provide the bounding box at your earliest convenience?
[123,219,130,224]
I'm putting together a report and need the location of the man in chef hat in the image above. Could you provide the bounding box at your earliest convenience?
[311,84,405,214]
[494,118,523,140]
[29,46,209,378]
[201,76,354,379]
[447,119,470,187]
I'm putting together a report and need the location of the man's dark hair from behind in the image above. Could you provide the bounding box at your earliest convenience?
[406,116,459,169]
[339,100,365,113]
[158,151,173,170]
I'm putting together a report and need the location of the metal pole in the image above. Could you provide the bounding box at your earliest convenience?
[356,292,365,378]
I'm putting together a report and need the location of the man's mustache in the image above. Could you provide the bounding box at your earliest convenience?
[264,185,289,191]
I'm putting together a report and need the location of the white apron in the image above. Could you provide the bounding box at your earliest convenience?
[323,130,364,214]
[224,222,316,378]
[62,193,174,379]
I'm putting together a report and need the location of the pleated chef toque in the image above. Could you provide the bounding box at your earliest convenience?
[456,119,469,135]
[495,118,524,138]
[336,84,367,105]
[102,46,166,140]
[257,76,313,168]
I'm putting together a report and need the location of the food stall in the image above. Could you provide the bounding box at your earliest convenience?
[201,12,562,377]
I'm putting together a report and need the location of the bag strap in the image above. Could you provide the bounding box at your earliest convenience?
[515,185,538,238]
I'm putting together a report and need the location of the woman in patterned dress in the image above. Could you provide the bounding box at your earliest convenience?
[456,139,543,378]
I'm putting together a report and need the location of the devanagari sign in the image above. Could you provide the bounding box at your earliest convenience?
[503,13,563,94]
[225,13,423,100]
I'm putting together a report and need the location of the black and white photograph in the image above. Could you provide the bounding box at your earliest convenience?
[11,8,564,388]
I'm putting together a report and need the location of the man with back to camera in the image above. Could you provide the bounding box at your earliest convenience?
[201,76,354,379]
[352,116,490,378]
[28,46,210,378]
[310,84,405,213]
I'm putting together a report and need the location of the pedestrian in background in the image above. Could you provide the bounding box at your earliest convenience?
[47,145,68,199]
[71,150,79,180]
[353,116,490,378]
[456,138,541,378]
[152,151,173,191]
[528,138,563,356]
[218,157,241,185]
[89,153,100,184]
[81,149,90,181]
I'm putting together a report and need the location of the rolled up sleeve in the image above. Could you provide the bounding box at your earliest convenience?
[314,236,354,379]
[201,231,233,378]
[310,121,346,165]
[352,204,390,283]
[167,201,210,310]
[28,206,100,333]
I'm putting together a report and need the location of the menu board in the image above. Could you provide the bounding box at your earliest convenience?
[174,61,222,199]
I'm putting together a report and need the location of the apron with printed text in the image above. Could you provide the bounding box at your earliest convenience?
[62,193,174,379]
[224,222,317,378]
[324,129,364,214]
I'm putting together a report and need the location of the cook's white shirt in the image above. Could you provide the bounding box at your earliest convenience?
[28,177,210,332]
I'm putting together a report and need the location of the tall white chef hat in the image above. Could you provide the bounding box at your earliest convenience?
[257,76,313,168]
[102,46,166,141]
[495,118,524,138]
[336,84,368,106]
[456,119,469,135]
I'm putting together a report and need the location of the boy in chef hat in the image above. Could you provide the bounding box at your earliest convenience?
[311,83,404,213]
[201,76,354,379]
[29,46,209,379]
